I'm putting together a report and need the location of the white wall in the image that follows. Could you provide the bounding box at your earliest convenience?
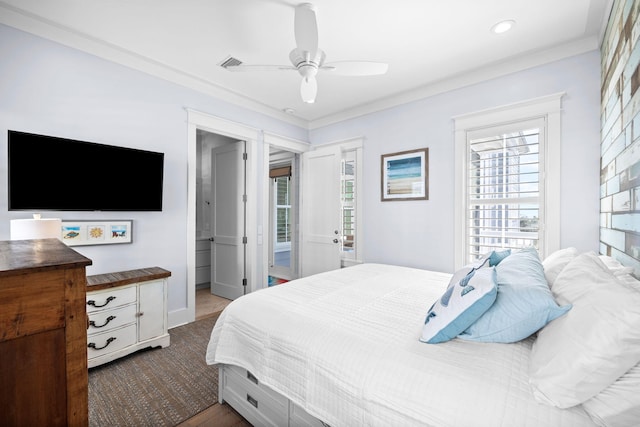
[310,51,602,273]
[0,24,306,319]
[0,23,602,318]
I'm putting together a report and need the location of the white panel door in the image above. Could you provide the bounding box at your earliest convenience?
[211,142,245,299]
[300,146,341,277]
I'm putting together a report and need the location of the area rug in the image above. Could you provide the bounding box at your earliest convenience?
[88,315,219,427]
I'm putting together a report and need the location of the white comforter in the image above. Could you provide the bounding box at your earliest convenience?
[206,263,595,427]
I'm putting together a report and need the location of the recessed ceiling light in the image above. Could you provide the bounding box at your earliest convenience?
[491,20,516,34]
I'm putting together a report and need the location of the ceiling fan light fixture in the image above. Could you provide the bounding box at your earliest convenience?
[301,77,317,103]
[491,20,516,34]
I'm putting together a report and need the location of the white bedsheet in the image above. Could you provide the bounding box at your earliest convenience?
[206,263,595,427]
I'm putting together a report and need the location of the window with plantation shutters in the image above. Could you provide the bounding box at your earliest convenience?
[453,93,563,269]
[274,176,291,245]
[342,152,356,257]
[466,120,544,263]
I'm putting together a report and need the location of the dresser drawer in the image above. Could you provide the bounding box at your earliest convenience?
[87,323,137,360]
[87,304,137,335]
[222,365,288,427]
[86,286,136,313]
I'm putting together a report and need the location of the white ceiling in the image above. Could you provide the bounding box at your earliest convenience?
[0,0,612,129]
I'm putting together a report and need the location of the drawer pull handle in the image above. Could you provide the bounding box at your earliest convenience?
[247,371,258,385]
[87,296,116,308]
[246,394,258,409]
[88,337,117,350]
[89,315,116,328]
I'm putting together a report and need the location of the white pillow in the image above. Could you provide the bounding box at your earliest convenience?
[598,255,636,277]
[529,252,640,408]
[541,247,578,286]
[582,362,640,427]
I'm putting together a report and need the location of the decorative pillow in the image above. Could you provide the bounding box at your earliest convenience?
[488,249,511,266]
[459,247,571,343]
[420,261,497,344]
[541,247,578,286]
[583,362,640,427]
[529,252,640,408]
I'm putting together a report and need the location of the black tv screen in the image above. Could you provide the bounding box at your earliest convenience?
[8,130,164,211]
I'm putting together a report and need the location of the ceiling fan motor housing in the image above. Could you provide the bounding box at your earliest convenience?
[290,48,325,79]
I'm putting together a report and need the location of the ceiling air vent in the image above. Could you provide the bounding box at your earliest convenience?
[219,56,243,69]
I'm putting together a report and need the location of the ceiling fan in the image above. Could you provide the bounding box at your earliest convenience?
[223,3,388,104]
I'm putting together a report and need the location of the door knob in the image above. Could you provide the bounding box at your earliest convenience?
[333,238,339,243]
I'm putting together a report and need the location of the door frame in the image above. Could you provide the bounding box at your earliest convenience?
[182,109,258,326]
[262,132,310,288]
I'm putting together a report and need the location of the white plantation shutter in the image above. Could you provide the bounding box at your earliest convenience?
[465,118,546,263]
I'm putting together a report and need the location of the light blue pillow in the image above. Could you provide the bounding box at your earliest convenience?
[420,262,497,344]
[488,249,511,266]
[459,247,571,343]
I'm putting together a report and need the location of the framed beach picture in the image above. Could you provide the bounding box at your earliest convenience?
[381,148,428,201]
[61,220,132,246]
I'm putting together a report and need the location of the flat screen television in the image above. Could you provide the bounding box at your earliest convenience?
[8,130,164,211]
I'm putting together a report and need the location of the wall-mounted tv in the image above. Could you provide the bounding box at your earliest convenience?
[8,130,164,211]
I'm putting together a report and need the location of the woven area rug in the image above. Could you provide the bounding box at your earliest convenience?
[88,315,219,427]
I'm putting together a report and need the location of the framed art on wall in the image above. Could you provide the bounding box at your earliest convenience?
[381,148,429,201]
[61,220,132,246]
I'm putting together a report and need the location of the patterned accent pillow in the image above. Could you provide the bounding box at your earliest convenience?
[420,259,497,344]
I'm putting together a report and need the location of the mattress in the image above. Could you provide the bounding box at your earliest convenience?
[206,263,596,427]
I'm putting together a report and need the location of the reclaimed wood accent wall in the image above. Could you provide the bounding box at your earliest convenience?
[600,0,640,276]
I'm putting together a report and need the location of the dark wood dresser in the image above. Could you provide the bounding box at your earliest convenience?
[0,238,92,426]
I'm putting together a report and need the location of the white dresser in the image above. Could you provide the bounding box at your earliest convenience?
[86,267,171,368]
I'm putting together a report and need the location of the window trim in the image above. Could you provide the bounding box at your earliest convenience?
[453,93,564,269]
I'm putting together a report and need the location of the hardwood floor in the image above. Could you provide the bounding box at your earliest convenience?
[177,402,251,427]
[196,287,232,320]
[178,289,251,426]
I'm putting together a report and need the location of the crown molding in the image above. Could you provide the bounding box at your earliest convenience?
[307,36,599,129]
[0,2,309,129]
[0,1,600,133]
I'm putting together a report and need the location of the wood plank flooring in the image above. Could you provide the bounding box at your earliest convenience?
[196,287,232,320]
[177,402,251,427]
[180,289,252,426]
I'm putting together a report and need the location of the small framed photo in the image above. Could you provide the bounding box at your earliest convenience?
[381,148,428,201]
[61,220,132,246]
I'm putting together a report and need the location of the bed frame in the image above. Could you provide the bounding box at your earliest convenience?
[218,364,329,427]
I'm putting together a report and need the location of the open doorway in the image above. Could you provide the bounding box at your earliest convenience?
[195,129,243,319]
[268,147,298,285]
[185,110,258,327]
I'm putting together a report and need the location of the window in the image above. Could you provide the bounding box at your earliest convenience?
[466,121,543,262]
[274,176,291,249]
[341,151,356,257]
[454,94,563,269]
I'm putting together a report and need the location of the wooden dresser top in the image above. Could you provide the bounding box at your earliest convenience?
[87,267,171,291]
[0,239,92,277]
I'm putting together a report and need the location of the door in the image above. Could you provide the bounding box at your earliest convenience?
[211,142,247,299]
[300,146,342,277]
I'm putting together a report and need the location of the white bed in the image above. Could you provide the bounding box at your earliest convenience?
[206,258,640,427]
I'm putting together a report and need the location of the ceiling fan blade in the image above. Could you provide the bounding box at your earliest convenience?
[322,61,389,76]
[224,64,296,72]
[294,3,318,55]
[300,76,317,103]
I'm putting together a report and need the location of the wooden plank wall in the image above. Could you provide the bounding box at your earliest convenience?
[600,0,640,276]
